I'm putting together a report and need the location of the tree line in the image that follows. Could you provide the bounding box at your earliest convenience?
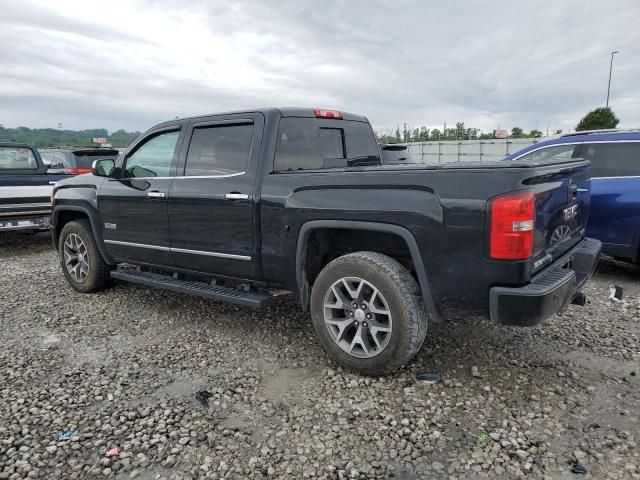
[375,107,621,144]
[0,126,141,149]
[376,122,548,144]
[0,107,620,149]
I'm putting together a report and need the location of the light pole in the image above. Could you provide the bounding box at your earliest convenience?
[606,51,619,108]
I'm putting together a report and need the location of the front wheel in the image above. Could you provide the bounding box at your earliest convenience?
[58,219,112,293]
[310,251,428,375]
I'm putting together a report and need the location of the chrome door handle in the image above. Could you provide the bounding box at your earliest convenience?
[576,188,588,193]
[225,193,249,200]
[147,191,165,199]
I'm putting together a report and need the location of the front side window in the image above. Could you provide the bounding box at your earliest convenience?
[583,142,640,177]
[125,130,179,178]
[184,124,254,176]
[0,147,38,170]
[516,144,578,162]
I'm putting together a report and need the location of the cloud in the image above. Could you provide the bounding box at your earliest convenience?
[0,0,638,134]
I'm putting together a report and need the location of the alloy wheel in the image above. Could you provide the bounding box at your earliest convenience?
[63,233,89,283]
[323,277,393,358]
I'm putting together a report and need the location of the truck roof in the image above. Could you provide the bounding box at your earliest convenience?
[152,107,369,129]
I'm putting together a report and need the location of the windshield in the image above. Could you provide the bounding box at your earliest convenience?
[0,146,38,170]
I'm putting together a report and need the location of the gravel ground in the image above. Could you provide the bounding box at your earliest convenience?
[0,232,638,480]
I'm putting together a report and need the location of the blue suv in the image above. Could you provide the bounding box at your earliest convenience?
[505,130,640,263]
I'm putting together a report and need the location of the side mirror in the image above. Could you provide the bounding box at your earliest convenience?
[92,158,116,177]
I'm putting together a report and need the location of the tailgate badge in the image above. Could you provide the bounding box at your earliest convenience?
[563,204,578,221]
[104,223,117,230]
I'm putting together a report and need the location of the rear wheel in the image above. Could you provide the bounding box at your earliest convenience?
[59,219,112,293]
[310,251,428,375]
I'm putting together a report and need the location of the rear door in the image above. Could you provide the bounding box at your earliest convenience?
[580,141,640,248]
[168,113,264,279]
[98,124,184,266]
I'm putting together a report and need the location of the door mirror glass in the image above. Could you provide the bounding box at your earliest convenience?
[92,158,116,177]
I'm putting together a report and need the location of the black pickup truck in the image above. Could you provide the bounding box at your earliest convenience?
[51,108,601,374]
[0,143,69,232]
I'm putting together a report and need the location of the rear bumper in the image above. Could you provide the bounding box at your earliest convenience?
[489,238,601,326]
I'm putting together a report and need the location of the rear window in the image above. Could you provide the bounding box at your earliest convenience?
[0,146,38,170]
[583,142,640,177]
[73,150,119,169]
[274,118,380,171]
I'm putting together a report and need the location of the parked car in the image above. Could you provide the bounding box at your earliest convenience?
[39,147,120,175]
[504,129,640,263]
[51,108,600,374]
[0,143,71,232]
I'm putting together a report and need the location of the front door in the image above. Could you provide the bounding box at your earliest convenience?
[99,126,184,266]
[168,113,263,279]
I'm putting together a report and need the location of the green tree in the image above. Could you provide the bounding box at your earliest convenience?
[511,127,524,138]
[529,130,543,138]
[576,107,620,131]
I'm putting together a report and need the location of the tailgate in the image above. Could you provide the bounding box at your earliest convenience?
[529,160,591,273]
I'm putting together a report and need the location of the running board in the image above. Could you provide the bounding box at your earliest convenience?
[110,270,272,308]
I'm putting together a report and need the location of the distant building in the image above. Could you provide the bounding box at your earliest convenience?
[494,129,508,139]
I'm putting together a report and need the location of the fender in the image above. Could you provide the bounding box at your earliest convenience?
[296,220,441,322]
[52,205,115,265]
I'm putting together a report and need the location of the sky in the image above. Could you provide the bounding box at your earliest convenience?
[0,0,638,134]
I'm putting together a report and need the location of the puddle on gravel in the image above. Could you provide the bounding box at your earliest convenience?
[260,367,318,402]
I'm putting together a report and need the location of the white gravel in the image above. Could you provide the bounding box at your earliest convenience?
[1,232,639,479]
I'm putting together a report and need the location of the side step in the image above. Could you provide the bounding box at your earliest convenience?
[110,270,272,308]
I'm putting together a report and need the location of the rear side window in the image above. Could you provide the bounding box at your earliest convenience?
[583,142,640,177]
[274,118,380,171]
[184,123,254,176]
[515,144,578,162]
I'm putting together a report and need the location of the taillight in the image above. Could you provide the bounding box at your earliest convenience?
[314,108,343,119]
[489,191,535,260]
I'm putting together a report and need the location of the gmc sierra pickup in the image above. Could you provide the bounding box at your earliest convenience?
[0,143,69,232]
[51,108,601,374]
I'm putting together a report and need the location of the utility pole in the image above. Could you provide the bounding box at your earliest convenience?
[606,51,619,107]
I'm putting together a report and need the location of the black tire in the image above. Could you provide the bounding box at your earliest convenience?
[58,219,112,293]
[310,251,428,375]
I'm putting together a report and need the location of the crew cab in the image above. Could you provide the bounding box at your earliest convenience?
[0,143,70,232]
[51,108,601,374]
